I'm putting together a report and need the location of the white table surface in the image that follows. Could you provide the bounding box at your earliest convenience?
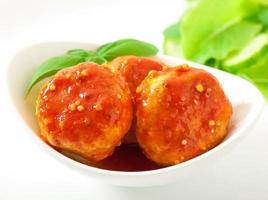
[0,0,268,199]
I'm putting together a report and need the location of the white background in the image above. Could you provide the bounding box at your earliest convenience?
[0,0,268,199]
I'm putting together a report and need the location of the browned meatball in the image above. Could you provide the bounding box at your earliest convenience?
[108,56,163,143]
[108,56,163,98]
[136,65,232,166]
[36,62,133,161]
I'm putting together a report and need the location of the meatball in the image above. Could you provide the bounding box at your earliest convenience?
[36,62,133,161]
[136,65,232,166]
[108,56,163,98]
[108,56,163,143]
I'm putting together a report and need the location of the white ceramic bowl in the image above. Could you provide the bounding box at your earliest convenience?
[6,42,264,187]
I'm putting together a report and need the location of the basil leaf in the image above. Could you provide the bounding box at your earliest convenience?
[96,42,113,55]
[26,38,158,95]
[26,55,85,94]
[85,55,107,64]
[67,49,95,57]
[97,39,158,60]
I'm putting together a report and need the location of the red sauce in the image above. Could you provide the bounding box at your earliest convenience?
[60,143,162,172]
[91,143,162,171]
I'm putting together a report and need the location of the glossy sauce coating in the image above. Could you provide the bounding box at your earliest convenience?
[36,62,133,161]
[108,56,163,99]
[108,56,163,143]
[136,65,233,166]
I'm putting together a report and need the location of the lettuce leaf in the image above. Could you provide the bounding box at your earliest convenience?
[180,0,246,59]
[163,23,183,56]
[195,21,261,63]
[163,0,268,100]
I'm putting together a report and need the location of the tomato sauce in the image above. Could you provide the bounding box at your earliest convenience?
[60,142,162,172]
[90,143,162,171]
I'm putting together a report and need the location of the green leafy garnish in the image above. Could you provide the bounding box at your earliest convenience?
[26,55,85,94]
[180,0,246,59]
[163,22,182,57]
[255,8,268,27]
[194,21,261,63]
[223,33,268,73]
[163,0,268,100]
[26,38,158,95]
[66,49,95,57]
[96,39,158,60]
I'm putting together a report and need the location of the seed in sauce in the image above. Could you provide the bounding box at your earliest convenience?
[208,120,215,126]
[136,86,142,94]
[75,100,81,105]
[49,84,56,91]
[68,104,76,111]
[181,139,188,145]
[80,69,88,77]
[216,121,221,126]
[211,129,215,133]
[195,83,204,92]
[77,105,85,112]
[93,103,103,111]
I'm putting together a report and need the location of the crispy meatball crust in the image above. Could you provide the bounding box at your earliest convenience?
[36,62,133,161]
[108,56,163,143]
[136,65,232,166]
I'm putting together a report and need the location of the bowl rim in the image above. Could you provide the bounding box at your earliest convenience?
[6,41,265,177]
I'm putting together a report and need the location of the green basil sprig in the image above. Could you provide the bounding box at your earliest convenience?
[26,38,158,95]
